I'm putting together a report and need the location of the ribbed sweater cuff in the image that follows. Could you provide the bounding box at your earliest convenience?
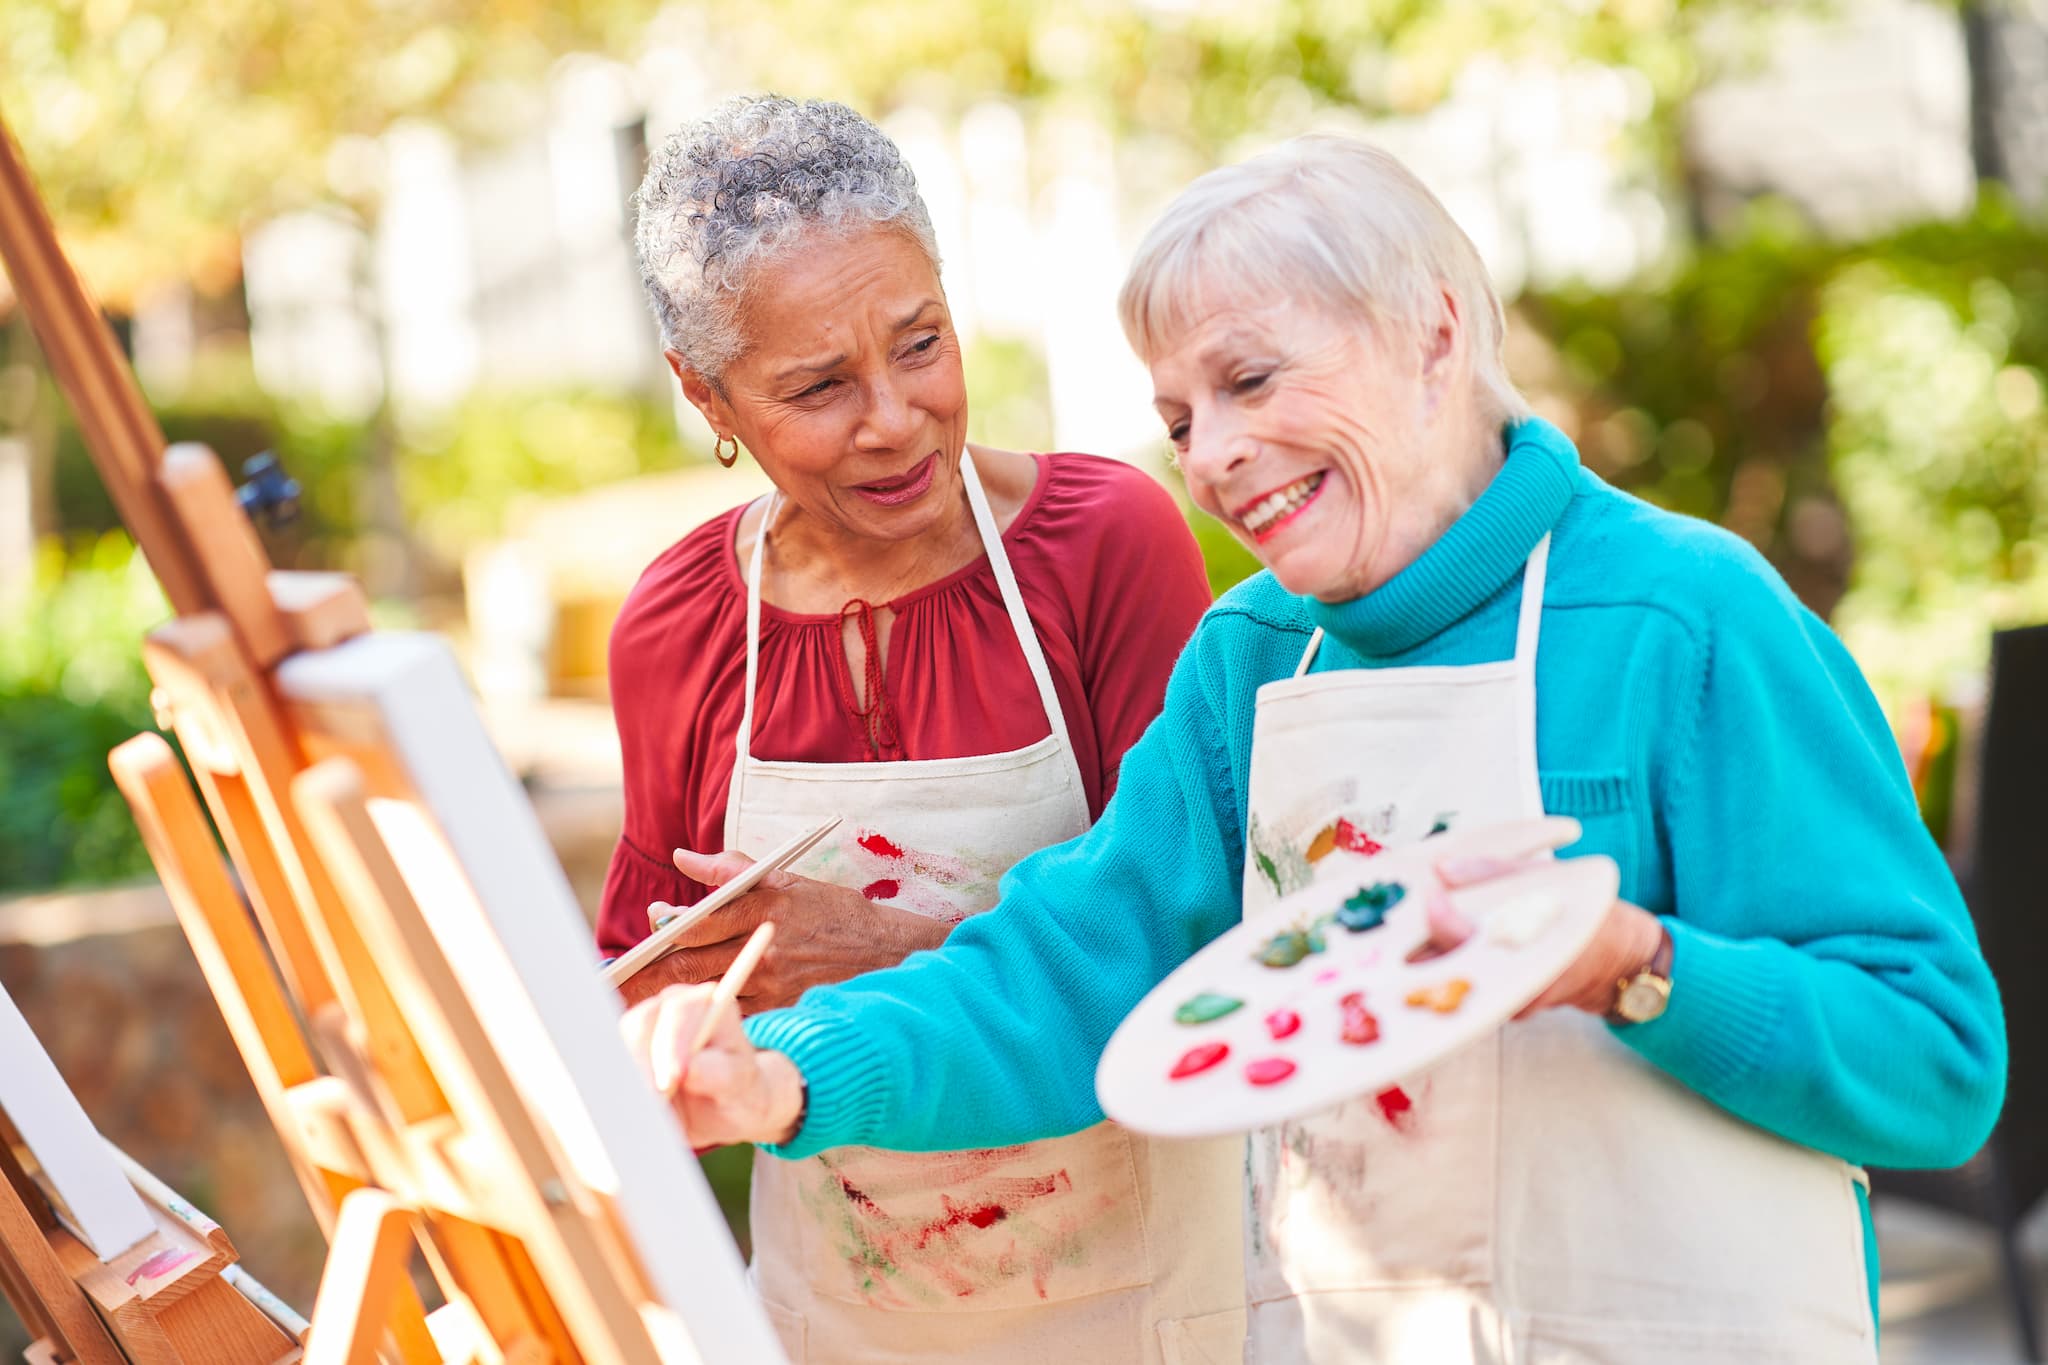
[1615,918,1785,1095]
[744,1006,894,1159]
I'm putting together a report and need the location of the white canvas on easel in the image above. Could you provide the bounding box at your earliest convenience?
[0,982,155,1259]
[276,630,787,1364]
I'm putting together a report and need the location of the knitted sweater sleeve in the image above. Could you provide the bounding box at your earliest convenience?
[1617,559,2006,1169]
[744,624,1247,1158]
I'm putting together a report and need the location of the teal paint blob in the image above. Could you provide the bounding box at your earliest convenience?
[1338,881,1406,931]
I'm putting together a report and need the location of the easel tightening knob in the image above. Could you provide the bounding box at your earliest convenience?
[235,452,301,530]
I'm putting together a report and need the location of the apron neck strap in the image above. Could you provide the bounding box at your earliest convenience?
[1290,533,1553,677]
[736,450,1081,778]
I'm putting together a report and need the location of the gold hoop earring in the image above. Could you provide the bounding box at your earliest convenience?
[714,434,740,468]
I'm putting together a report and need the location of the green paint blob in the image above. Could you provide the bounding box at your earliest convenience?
[1175,992,1244,1024]
[1256,930,1312,968]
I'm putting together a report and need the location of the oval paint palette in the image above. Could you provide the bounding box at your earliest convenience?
[1096,817,1619,1139]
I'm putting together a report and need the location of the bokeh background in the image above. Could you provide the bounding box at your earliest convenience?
[3,0,2046,1357]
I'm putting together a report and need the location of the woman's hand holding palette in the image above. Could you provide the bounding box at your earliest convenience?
[1096,817,1619,1138]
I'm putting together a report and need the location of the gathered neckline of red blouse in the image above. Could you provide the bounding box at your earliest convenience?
[717,451,1055,625]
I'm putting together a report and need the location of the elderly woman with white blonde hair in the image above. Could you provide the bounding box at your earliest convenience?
[628,133,2006,1363]
[602,95,1244,1363]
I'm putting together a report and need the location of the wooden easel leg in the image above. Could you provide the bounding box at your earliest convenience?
[305,1190,416,1365]
[0,1155,123,1365]
[110,733,441,1365]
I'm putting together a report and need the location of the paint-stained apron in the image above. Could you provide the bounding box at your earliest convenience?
[730,451,1245,1365]
[1238,535,1877,1364]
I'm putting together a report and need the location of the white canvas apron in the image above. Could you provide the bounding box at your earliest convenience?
[732,452,1245,1365]
[1238,536,1877,1364]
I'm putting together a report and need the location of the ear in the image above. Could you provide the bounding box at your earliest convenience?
[668,349,737,435]
[1418,285,1463,395]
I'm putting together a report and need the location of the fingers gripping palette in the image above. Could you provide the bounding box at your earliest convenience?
[1097,823,1620,1138]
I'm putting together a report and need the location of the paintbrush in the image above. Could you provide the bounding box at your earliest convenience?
[604,813,840,987]
[655,920,776,1096]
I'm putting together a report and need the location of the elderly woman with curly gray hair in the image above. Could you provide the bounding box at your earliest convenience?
[629,130,2006,1362]
[598,95,1245,1363]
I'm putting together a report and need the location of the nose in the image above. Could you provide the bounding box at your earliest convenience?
[1179,403,1256,485]
[854,370,922,451]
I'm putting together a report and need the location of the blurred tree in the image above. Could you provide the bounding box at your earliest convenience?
[1,0,653,309]
[1523,194,2048,705]
[705,0,1785,156]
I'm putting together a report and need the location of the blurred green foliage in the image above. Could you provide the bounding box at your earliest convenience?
[396,388,691,558]
[1524,196,2048,707]
[0,533,165,892]
[48,359,372,570]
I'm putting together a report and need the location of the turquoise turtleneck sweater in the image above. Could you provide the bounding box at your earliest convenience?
[746,419,2006,1313]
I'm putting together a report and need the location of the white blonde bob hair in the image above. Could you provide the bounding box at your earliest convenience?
[1118,134,1530,426]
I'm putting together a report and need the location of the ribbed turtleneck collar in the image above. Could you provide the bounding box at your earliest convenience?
[1304,417,1581,658]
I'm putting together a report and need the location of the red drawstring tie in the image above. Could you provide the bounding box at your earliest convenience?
[839,598,901,759]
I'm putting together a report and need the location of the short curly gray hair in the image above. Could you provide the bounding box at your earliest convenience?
[634,94,941,383]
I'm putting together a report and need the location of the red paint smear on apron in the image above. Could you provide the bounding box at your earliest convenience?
[861,878,900,900]
[857,831,905,859]
[1375,1085,1416,1131]
[126,1249,198,1285]
[915,1198,1010,1250]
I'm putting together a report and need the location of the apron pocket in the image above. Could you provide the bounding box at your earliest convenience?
[793,1123,1153,1313]
[1520,1312,1875,1365]
[1157,1305,1247,1365]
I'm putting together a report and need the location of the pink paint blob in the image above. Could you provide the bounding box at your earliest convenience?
[1314,967,1341,984]
[1339,991,1381,1045]
[126,1249,198,1285]
[1245,1057,1297,1086]
[1170,1040,1230,1079]
[861,878,900,901]
[858,831,906,859]
[1265,1008,1301,1040]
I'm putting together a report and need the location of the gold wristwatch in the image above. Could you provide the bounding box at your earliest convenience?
[1607,924,1674,1025]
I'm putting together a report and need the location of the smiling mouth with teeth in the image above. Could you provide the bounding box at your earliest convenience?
[1239,472,1328,539]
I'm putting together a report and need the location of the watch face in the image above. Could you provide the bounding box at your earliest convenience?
[1621,978,1669,1022]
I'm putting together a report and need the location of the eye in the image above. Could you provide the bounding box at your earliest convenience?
[1165,419,1190,446]
[796,377,837,399]
[1232,372,1270,395]
[905,333,941,358]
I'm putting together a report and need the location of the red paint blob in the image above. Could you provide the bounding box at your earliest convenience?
[1265,1008,1301,1040]
[1375,1085,1415,1131]
[1170,1040,1230,1079]
[1245,1057,1297,1086]
[858,832,905,859]
[861,878,900,901]
[1333,818,1383,856]
[1339,991,1380,1045]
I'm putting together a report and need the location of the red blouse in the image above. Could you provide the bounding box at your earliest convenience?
[595,451,1213,954]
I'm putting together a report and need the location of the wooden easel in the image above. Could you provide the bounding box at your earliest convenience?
[0,107,781,1365]
[0,979,303,1365]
